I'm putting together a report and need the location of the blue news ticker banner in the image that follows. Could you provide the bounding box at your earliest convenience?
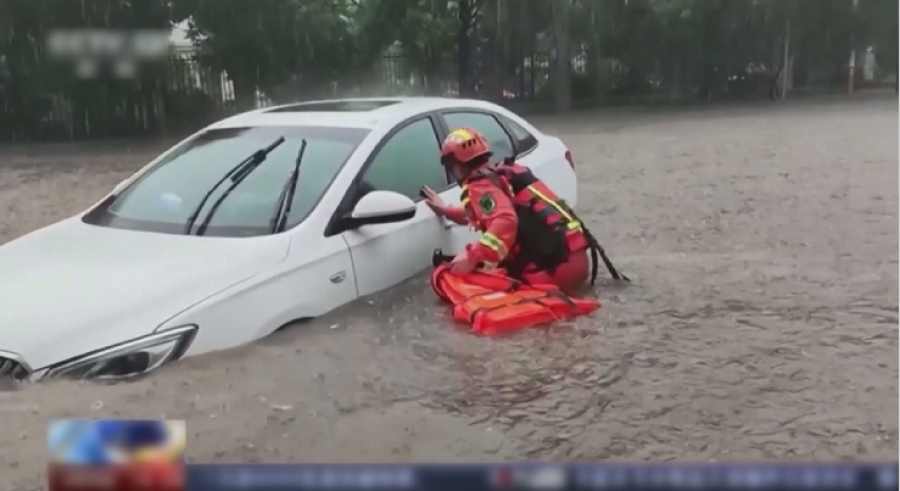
[187,463,899,491]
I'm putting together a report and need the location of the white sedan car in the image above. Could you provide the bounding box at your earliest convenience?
[0,97,578,382]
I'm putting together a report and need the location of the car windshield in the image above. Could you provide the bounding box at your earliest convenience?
[83,126,368,237]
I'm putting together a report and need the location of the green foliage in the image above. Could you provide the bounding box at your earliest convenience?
[0,0,173,140]
[858,0,899,73]
[170,0,362,104]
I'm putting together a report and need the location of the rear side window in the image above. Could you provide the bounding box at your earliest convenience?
[442,112,515,160]
[500,116,538,155]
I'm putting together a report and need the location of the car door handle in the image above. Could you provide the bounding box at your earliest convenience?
[330,271,346,284]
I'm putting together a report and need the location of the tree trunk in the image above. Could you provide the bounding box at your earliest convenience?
[586,3,605,100]
[457,0,473,97]
[231,77,257,112]
[423,45,443,96]
[699,0,723,101]
[781,19,790,99]
[550,0,572,112]
[481,0,504,102]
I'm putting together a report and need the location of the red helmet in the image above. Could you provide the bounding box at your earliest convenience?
[440,127,492,167]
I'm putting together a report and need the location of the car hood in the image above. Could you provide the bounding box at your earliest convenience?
[0,219,288,371]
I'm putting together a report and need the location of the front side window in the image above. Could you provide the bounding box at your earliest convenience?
[83,126,368,237]
[442,111,515,161]
[360,117,448,200]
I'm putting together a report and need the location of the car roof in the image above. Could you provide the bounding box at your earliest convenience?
[210,97,503,132]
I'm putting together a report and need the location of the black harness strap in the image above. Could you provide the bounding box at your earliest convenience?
[558,203,629,283]
[468,168,507,194]
[581,223,629,283]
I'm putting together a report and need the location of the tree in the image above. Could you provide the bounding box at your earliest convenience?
[858,0,898,79]
[172,0,360,106]
[354,0,486,95]
[550,0,573,111]
[0,0,172,140]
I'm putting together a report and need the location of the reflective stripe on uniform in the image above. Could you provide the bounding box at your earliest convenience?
[460,185,470,208]
[478,232,508,259]
[525,185,582,231]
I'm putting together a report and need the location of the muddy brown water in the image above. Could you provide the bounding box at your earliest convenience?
[1,93,897,490]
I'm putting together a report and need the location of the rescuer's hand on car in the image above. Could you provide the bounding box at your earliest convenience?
[421,186,446,215]
[423,186,468,225]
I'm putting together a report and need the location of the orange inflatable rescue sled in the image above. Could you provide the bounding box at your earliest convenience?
[430,250,599,335]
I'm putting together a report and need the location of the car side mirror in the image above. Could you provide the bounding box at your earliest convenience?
[345,190,416,229]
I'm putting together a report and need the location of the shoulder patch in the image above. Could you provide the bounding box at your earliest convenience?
[478,192,496,214]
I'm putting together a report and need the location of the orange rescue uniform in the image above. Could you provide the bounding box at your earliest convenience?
[444,164,590,293]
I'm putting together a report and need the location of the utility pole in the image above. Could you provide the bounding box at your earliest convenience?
[848,0,859,94]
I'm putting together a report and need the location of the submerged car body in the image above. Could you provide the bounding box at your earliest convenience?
[0,97,578,381]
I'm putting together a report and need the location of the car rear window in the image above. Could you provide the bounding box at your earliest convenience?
[83,126,369,237]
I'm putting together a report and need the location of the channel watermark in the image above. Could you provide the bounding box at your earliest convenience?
[46,29,171,79]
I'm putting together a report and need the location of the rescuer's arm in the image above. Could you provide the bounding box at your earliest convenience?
[442,206,468,225]
[464,182,517,265]
[422,186,467,225]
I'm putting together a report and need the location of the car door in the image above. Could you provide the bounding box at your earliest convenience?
[340,116,456,296]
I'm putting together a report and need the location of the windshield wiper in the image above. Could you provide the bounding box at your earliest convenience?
[183,136,286,235]
[269,139,307,233]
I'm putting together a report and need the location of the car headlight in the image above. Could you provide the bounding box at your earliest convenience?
[36,325,197,381]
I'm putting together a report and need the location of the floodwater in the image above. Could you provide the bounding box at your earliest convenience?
[1,92,897,489]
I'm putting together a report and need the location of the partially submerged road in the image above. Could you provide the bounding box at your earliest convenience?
[1,93,896,490]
